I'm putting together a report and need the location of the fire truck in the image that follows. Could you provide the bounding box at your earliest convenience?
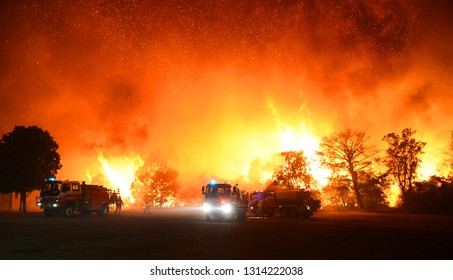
[201,181,247,221]
[249,189,320,218]
[36,179,115,217]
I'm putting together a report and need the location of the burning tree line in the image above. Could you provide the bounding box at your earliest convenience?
[269,128,453,214]
[1,125,453,214]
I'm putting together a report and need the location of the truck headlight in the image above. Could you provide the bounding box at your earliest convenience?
[37,202,42,207]
[203,203,212,213]
[52,203,58,208]
[222,204,232,213]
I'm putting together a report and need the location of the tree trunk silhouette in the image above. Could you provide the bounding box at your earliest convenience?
[351,170,364,208]
[20,190,27,213]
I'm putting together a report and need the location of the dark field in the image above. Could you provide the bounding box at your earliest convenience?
[1,208,452,260]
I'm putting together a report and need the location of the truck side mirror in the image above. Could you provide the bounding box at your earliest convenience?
[201,186,205,194]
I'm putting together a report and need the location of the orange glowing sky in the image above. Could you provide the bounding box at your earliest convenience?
[1,0,453,195]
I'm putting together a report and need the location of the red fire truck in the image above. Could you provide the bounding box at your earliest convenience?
[36,179,115,217]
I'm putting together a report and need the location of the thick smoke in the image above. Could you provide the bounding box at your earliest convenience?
[1,0,452,187]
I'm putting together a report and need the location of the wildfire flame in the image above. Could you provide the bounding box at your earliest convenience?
[2,1,452,211]
[276,123,331,188]
[385,184,400,208]
[97,151,144,202]
[267,95,331,188]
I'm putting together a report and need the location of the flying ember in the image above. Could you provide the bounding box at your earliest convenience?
[0,0,452,210]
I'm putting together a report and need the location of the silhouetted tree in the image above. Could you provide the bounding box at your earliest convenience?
[272,150,314,189]
[321,175,356,209]
[383,128,425,208]
[131,163,181,207]
[0,126,61,212]
[318,129,377,209]
[402,176,453,214]
[358,171,389,210]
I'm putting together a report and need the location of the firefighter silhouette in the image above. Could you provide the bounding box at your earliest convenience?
[258,200,264,219]
[144,199,151,214]
[115,196,123,215]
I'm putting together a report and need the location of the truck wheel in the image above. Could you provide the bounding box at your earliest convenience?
[44,208,54,217]
[63,206,74,218]
[97,204,109,216]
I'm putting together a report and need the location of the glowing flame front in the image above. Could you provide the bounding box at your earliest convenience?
[277,123,331,188]
[97,151,144,202]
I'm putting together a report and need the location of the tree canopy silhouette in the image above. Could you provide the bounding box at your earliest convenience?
[131,163,181,207]
[272,151,314,189]
[0,125,61,212]
[383,128,425,208]
[318,129,377,209]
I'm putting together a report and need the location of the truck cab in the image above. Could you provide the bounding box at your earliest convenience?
[37,180,81,216]
[201,181,247,221]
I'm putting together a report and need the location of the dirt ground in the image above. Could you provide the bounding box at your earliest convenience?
[1,208,452,260]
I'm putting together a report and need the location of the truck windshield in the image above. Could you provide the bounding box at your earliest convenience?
[41,183,61,196]
[209,184,231,194]
[215,187,230,193]
[62,183,71,192]
[205,184,231,199]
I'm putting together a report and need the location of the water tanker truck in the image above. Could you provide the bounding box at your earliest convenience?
[36,179,115,217]
[249,189,320,218]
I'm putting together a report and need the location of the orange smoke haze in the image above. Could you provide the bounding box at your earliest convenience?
[1,0,453,198]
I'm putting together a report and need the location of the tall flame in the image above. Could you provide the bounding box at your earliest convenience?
[97,151,144,202]
[276,123,331,188]
[385,184,400,208]
[267,95,331,188]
